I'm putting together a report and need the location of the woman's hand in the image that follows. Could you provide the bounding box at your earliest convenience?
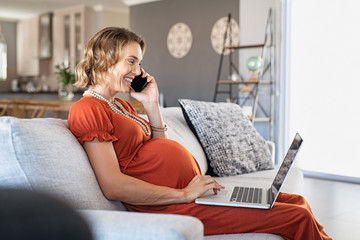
[182,175,225,203]
[130,68,159,105]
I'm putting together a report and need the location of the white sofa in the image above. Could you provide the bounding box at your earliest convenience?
[0,107,304,240]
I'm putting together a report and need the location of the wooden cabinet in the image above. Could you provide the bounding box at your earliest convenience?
[53,6,96,72]
[17,16,39,76]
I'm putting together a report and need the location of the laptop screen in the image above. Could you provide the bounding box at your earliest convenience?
[270,133,303,202]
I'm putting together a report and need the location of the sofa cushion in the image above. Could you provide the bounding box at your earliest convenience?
[178,99,274,177]
[80,210,204,240]
[160,107,208,174]
[0,117,126,211]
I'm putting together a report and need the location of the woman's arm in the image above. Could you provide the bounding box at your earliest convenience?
[130,70,168,139]
[143,102,168,139]
[83,139,223,205]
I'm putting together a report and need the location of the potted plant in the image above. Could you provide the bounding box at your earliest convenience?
[55,63,75,101]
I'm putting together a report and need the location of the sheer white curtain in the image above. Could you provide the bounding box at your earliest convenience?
[285,0,360,179]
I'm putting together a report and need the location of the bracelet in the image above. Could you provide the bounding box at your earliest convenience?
[150,124,168,132]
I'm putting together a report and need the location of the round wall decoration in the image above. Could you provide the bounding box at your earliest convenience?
[210,17,240,55]
[167,23,193,59]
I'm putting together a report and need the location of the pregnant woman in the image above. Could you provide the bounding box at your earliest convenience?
[68,27,331,240]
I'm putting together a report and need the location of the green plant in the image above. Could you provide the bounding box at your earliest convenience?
[55,63,75,88]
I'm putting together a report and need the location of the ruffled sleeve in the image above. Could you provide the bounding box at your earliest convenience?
[68,97,118,144]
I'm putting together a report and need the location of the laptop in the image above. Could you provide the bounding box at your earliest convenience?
[195,133,303,209]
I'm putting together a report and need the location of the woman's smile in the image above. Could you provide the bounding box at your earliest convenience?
[124,76,134,86]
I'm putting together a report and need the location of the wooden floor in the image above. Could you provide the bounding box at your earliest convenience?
[302,177,360,239]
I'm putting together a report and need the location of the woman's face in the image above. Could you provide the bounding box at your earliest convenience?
[102,41,143,93]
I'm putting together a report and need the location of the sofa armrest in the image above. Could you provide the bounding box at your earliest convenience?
[266,141,275,164]
[78,210,204,240]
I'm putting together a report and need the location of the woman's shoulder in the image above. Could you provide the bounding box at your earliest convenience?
[69,96,113,122]
[68,96,118,144]
[71,96,110,113]
[70,96,134,115]
[73,96,104,107]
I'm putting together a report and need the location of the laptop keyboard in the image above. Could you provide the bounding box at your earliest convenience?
[230,187,262,204]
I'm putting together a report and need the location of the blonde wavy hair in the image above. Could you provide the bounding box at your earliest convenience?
[74,27,145,88]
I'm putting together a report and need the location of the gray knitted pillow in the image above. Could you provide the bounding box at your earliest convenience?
[178,99,273,177]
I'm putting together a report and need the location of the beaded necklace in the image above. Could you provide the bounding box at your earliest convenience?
[83,90,151,136]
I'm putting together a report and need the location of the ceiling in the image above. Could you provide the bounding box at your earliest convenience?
[0,0,160,21]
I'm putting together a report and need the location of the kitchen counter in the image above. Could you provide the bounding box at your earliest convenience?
[0,92,83,101]
[0,92,144,118]
[0,92,83,119]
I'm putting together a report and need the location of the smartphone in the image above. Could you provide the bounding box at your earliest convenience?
[131,75,148,92]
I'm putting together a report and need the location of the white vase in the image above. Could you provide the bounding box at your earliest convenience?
[58,84,74,101]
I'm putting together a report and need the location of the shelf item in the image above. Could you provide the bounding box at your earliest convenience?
[216,80,271,85]
[225,44,264,49]
[213,9,275,140]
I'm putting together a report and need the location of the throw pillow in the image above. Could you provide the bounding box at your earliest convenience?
[178,99,273,177]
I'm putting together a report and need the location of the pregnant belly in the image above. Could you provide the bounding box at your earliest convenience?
[123,138,201,189]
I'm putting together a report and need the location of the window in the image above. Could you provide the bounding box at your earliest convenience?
[284,0,360,181]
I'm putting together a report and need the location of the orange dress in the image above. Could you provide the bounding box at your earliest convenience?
[68,96,331,240]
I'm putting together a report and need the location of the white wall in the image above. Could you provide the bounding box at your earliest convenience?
[288,0,360,178]
[239,0,281,144]
[239,0,279,80]
[94,7,129,30]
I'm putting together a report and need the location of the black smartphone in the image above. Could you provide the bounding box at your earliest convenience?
[131,75,148,92]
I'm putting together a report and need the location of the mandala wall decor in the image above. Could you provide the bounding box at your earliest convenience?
[167,23,193,59]
[210,17,240,55]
